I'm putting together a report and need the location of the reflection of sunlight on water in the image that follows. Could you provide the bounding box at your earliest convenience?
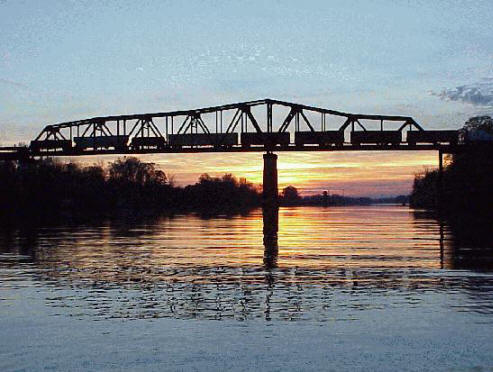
[1,206,493,321]
[278,206,444,269]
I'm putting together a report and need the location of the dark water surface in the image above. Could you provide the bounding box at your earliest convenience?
[1,206,493,371]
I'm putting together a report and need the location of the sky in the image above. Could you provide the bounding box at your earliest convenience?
[1,0,493,196]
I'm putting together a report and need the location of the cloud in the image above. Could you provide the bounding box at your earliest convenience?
[433,78,493,106]
[0,78,29,90]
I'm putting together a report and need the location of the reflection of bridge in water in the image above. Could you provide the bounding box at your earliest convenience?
[1,98,464,209]
[2,208,493,321]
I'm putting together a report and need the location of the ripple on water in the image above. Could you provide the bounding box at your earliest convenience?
[1,206,493,321]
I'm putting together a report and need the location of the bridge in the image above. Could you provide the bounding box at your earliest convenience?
[1,98,465,207]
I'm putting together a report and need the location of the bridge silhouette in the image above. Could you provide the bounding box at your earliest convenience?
[1,98,464,208]
[2,98,462,156]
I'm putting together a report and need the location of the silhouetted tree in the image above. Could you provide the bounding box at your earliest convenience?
[183,173,260,212]
[280,185,301,205]
[410,116,493,215]
[109,157,167,185]
[462,116,493,141]
[0,158,261,223]
[410,169,439,209]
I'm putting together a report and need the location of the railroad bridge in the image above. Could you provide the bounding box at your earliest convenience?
[1,98,464,206]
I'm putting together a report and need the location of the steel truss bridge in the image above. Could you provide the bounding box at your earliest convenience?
[0,98,463,161]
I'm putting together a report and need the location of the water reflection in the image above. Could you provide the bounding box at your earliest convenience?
[412,210,493,271]
[263,205,279,269]
[1,206,493,321]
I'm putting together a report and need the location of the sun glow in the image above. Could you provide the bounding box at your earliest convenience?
[71,150,438,197]
[150,151,438,197]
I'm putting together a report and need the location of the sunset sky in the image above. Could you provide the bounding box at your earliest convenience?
[1,1,493,196]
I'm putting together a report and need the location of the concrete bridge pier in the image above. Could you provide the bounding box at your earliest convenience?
[262,152,278,207]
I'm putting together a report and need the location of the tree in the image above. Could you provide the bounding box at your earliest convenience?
[108,157,167,185]
[462,116,493,142]
[410,115,493,214]
[463,116,493,134]
[281,185,301,202]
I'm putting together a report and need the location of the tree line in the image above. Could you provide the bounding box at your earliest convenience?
[410,116,493,217]
[0,157,261,223]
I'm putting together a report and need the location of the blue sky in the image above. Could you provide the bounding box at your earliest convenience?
[1,0,492,195]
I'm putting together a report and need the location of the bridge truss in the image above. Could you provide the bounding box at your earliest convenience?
[2,99,462,160]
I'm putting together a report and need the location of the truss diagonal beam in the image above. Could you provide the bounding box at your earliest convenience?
[29,98,430,152]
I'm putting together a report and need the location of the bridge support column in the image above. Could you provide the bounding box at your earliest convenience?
[263,152,278,207]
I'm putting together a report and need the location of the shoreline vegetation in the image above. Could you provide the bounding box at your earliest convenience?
[409,115,493,247]
[410,116,493,220]
[0,157,407,225]
[0,157,261,223]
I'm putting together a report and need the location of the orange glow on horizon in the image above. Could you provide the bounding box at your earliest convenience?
[68,151,439,197]
[153,151,438,197]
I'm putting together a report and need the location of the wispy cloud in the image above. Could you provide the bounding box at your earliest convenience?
[433,78,493,107]
[0,78,29,90]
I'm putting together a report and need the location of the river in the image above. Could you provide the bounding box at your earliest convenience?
[1,206,493,371]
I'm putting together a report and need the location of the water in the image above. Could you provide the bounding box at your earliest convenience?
[1,206,493,371]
